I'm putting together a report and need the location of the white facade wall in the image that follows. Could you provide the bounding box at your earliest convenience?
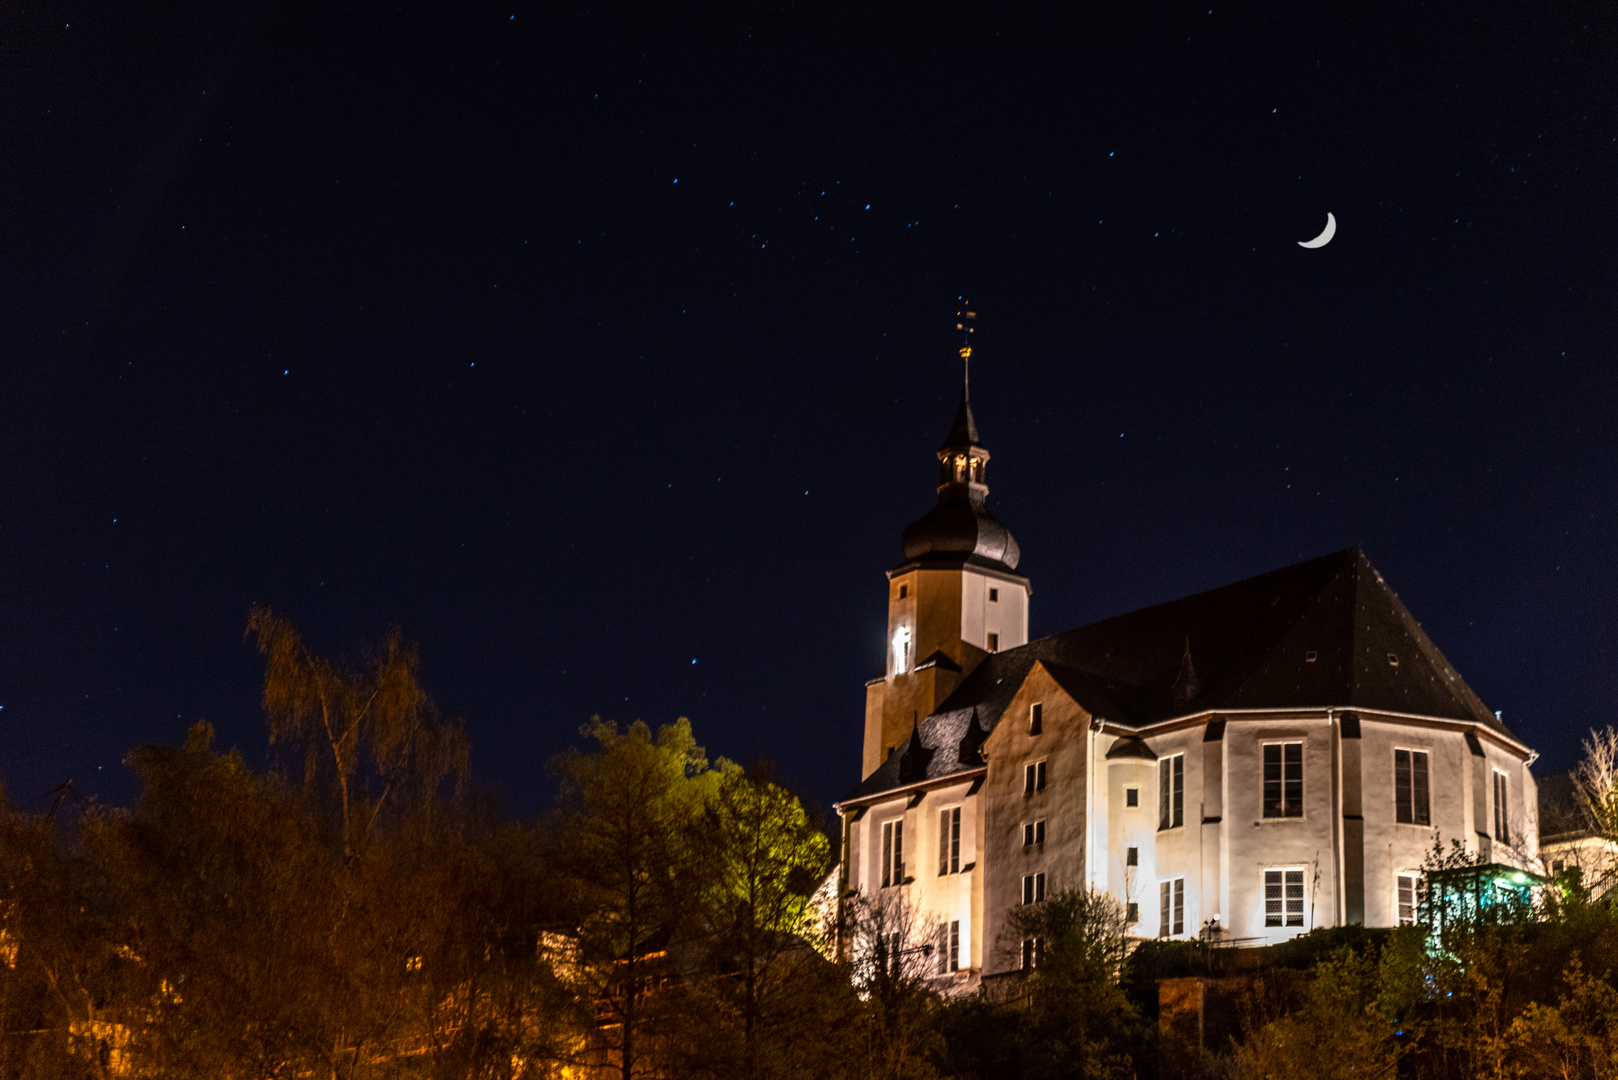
[844,697,1541,982]
[958,568,1029,655]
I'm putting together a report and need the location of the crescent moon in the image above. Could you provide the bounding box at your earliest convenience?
[1298,212,1336,248]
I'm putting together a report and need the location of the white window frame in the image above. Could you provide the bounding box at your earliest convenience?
[1395,873,1418,926]
[881,819,905,888]
[1158,754,1184,830]
[1020,936,1043,970]
[937,805,961,876]
[1158,878,1185,937]
[1263,867,1306,928]
[947,920,960,973]
[1394,747,1432,826]
[1022,820,1045,847]
[1262,740,1305,819]
[1021,872,1046,905]
[1024,760,1047,795]
[1493,769,1511,844]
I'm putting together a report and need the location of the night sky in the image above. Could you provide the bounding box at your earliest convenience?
[2,1,1613,820]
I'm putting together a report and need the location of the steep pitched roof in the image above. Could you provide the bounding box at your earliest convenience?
[845,549,1517,803]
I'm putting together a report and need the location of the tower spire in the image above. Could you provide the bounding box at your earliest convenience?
[956,301,975,402]
[942,303,982,452]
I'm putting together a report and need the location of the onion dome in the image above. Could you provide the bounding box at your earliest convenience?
[897,356,1021,572]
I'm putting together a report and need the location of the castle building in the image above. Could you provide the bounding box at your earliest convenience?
[835,368,1542,983]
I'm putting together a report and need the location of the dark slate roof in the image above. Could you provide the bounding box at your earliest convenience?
[845,548,1517,803]
[846,707,988,802]
[898,488,1022,572]
[939,386,983,451]
[1106,736,1158,761]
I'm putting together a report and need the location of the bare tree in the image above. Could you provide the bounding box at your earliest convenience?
[247,607,468,858]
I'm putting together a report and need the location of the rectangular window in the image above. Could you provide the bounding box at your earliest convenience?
[1494,771,1510,843]
[989,587,999,602]
[1158,755,1184,830]
[1023,820,1045,847]
[986,632,1000,652]
[1126,845,1139,867]
[938,807,961,876]
[1126,902,1139,924]
[1029,702,1043,736]
[881,820,904,888]
[948,920,960,972]
[1025,761,1047,795]
[1396,874,1417,926]
[1394,749,1431,826]
[1158,878,1185,936]
[886,931,902,975]
[1264,868,1305,927]
[898,584,907,599]
[1022,872,1046,905]
[1263,742,1304,818]
[1125,786,1139,808]
[1020,937,1043,970]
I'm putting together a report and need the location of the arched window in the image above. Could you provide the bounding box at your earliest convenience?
[892,626,913,675]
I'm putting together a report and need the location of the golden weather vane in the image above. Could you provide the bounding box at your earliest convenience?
[955,303,977,392]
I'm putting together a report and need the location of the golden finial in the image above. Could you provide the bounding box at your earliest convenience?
[955,304,977,392]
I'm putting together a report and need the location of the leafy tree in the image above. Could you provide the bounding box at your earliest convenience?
[999,887,1141,1080]
[676,764,851,1080]
[1227,948,1402,1080]
[551,717,714,1080]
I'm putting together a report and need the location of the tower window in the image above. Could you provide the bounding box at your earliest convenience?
[1126,846,1139,867]
[1126,903,1139,925]
[989,587,999,602]
[948,920,960,972]
[1029,703,1043,736]
[892,626,912,676]
[898,584,907,599]
[1023,820,1045,846]
[986,633,999,652]
[1125,786,1139,808]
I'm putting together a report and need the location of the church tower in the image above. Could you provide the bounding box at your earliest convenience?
[861,335,1031,778]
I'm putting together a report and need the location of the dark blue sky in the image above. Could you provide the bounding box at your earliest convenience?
[1,0,1613,819]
